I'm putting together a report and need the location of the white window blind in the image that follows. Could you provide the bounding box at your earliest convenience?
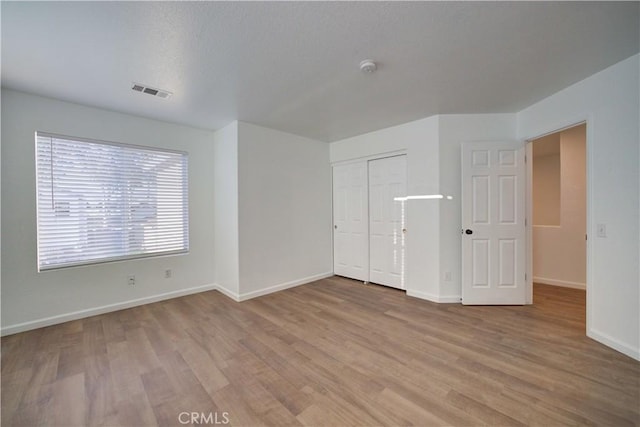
[36,132,189,271]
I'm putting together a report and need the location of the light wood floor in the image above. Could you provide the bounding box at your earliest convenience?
[2,277,639,426]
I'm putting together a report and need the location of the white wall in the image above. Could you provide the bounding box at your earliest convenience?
[532,134,561,226]
[237,122,332,299]
[533,125,586,289]
[1,89,216,334]
[213,121,240,297]
[330,116,443,301]
[517,54,640,360]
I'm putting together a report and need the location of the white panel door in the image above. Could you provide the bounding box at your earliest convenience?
[369,155,407,289]
[333,162,369,281]
[462,142,526,304]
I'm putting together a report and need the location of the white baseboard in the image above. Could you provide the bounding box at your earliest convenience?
[236,272,333,301]
[406,289,461,304]
[533,276,586,290]
[1,273,334,336]
[215,284,241,302]
[1,283,219,337]
[588,328,640,361]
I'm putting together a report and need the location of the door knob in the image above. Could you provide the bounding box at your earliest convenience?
[334,225,338,229]
[465,229,473,235]
[402,228,407,233]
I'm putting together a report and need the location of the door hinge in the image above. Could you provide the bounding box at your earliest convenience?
[525,218,527,226]
[524,155,527,164]
[525,273,527,281]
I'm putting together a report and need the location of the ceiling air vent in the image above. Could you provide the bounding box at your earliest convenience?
[131,83,172,99]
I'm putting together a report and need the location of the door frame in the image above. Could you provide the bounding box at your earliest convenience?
[523,117,592,331]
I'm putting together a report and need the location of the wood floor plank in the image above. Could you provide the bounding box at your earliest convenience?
[210,384,267,426]
[221,357,300,426]
[150,392,218,427]
[375,387,449,426]
[2,278,639,426]
[445,389,525,426]
[0,367,33,425]
[47,373,88,426]
[124,327,163,375]
[55,344,85,381]
[16,350,59,409]
[179,336,230,396]
[106,340,147,404]
[84,352,117,425]
[114,393,158,427]
[141,367,178,408]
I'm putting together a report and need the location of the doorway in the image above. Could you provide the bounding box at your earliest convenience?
[528,123,587,303]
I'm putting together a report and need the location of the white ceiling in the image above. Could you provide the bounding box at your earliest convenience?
[2,2,638,142]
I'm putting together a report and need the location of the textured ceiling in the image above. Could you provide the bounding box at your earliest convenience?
[2,2,638,142]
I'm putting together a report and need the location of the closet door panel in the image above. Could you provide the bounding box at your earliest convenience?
[333,162,368,281]
[368,155,407,289]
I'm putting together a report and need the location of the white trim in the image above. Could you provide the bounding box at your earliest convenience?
[2,273,335,336]
[215,284,241,302]
[533,277,586,290]
[584,116,595,338]
[1,283,218,336]
[526,140,533,304]
[407,289,461,304]
[525,119,588,142]
[330,149,407,166]
[588,328,640,361]
[236,272,333,301]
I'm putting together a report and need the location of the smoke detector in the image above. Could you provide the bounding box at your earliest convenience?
[131,83,172,99]
[359,60,377,74]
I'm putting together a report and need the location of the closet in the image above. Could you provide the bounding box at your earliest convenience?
[332,155,407,289]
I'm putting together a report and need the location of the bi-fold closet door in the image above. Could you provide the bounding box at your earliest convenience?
[332,155,407,289]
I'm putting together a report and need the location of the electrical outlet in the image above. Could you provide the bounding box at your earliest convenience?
[444,271,452,282]
[128,275,136,286]
[597,224,607,238]
[165,269,172,279]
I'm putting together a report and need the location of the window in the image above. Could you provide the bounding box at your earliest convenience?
[36,132,189,271]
